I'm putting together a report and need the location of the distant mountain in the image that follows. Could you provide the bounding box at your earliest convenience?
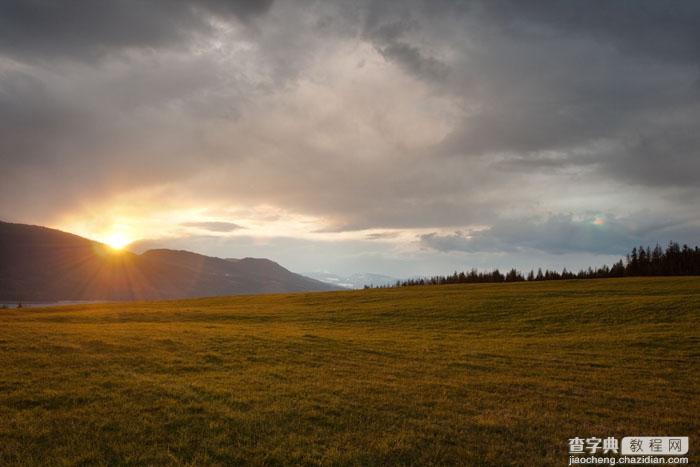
[0,221,339,301]
[304,272,400,289]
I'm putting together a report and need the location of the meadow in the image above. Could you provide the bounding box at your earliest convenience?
[0,277,698,466]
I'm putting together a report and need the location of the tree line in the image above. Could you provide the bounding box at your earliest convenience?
[386,242,700,288]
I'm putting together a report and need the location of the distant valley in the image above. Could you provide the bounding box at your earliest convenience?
[304,272,400,289]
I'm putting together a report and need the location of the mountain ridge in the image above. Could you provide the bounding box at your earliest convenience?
[0,221,340,301]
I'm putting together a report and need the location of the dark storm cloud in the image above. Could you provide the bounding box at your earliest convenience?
[361,0,700,188]
[474,0,700,64]
[420,214,700,256]
[0,0,273,60]
[1,0,700,263]
[376,41,449,83]
[605,125,700,187]
[0,69,74,157]
[363,14,450,83]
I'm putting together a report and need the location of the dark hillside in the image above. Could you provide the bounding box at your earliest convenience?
[0,221,338,301]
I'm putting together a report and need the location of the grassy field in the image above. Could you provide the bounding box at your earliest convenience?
[0,277,698,466]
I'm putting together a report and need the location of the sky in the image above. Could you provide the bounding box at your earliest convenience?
[1,0,700,278]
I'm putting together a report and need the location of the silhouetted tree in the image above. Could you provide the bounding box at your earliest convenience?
[389,242,700,289]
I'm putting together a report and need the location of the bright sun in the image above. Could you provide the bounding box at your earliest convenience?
[105,232,130,250]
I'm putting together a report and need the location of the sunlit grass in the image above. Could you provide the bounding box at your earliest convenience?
[0,277,698,465]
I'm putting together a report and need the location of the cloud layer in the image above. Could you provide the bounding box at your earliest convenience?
[2,0,699,274]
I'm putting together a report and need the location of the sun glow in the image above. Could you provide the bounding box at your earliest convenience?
[105,232,130,250]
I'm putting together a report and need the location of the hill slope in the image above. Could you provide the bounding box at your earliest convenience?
[0,221,338,301]
[0,277,697,465]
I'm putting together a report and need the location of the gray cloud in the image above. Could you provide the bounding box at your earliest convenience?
[364,16,451,83]
[0,0,273,60]
[181,221,244,232]
[376,41,449,83]
[365,232,401,240]
[420,214,700,256]
[605,125,700,187]
[360,1,700,190]
[1,0,700,272]
[473,0,700,64]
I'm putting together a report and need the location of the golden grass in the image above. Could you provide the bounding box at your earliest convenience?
[0,277,698,465]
